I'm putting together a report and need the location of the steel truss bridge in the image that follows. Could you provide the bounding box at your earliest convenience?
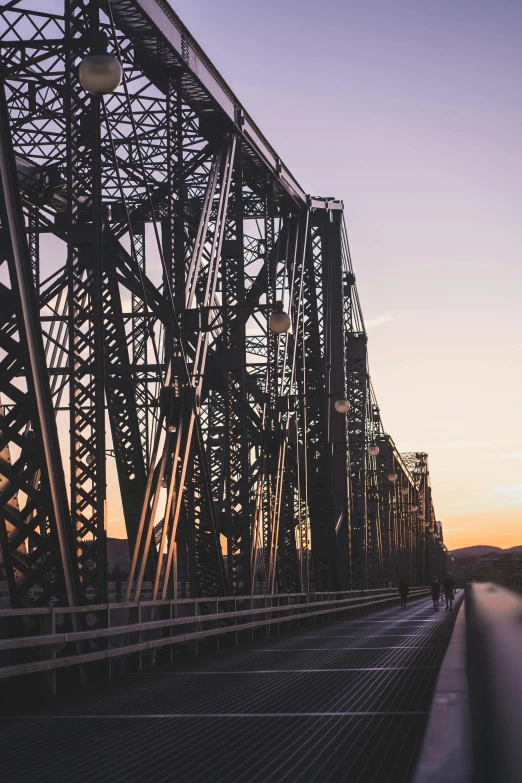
[0,0,449,617]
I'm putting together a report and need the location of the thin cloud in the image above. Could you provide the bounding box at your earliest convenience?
[428,440,513,450]
[365,313,399,330]
[493,485,522,505]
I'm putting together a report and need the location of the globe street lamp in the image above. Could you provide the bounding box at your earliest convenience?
[388,472,398,483]
[334,399,350,413]
[79,53,123,95]
[367,445,379,457]
[269,302,291,334]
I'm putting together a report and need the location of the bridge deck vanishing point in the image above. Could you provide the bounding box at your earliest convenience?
[0,595,461,783]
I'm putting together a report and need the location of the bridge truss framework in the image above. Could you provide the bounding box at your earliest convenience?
[0,0,448,611]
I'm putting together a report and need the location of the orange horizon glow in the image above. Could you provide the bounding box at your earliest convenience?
[442,508,522,551]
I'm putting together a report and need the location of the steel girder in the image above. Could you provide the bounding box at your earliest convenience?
[0,75,80,608]
[0,1,447,610]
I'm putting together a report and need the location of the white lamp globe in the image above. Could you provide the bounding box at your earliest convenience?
[401,487,409,496]
[388,472,398,483]
[411,505,419,512]
[367,445,379,457]
[334,399,350,413]
[79,54,123,95]
[269,310,291,334]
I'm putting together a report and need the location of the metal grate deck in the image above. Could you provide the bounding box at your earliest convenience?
[0,596,461,782]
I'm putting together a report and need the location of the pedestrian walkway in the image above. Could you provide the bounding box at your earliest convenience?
[0,595,461,783]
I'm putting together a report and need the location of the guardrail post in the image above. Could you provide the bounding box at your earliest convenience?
[39,608,56,697]
[107,602,111,680]
[234,597,238,645]
[138,602,143,672]
[193,598,199,656]
[169,600,174,663]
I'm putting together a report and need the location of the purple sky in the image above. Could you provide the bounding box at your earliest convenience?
[170,0,522,548]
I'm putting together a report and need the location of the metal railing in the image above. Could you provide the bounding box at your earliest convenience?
[466,582,522,783]
[0,587,429,683]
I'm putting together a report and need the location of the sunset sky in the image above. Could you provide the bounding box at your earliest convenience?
[168,0,522,550]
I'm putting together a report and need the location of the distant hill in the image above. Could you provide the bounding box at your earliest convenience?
[451,545,502,558]
[451,545,522,559]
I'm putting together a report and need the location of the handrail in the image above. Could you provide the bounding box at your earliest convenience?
[0,587,429,681]
[0,589,429,652]
[466,583,522,783]
[0,586,425,618]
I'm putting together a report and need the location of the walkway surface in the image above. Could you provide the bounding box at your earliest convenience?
[0,596,460,783]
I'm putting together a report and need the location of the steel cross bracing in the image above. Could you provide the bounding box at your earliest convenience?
[0,0,448,611]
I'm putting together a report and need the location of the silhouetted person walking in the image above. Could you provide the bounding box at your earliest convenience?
[431,577,440,611]
[398,577,409,608]
[444,575,455,610]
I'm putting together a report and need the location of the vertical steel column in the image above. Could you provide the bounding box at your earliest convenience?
[0,77,80,608]
[321,210,350,589]
[366,398,384,588]
[131,224,149,465]
[65,0,107,603]
[164,74,186,594]
[377,438,393,587]
[222,140,251,593]
[300,214,339,591]
[262,181,276,592]
[28,207,40,290]
[346,329,368,589]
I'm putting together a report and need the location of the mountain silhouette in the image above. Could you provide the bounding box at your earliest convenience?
[451,545,522,559]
